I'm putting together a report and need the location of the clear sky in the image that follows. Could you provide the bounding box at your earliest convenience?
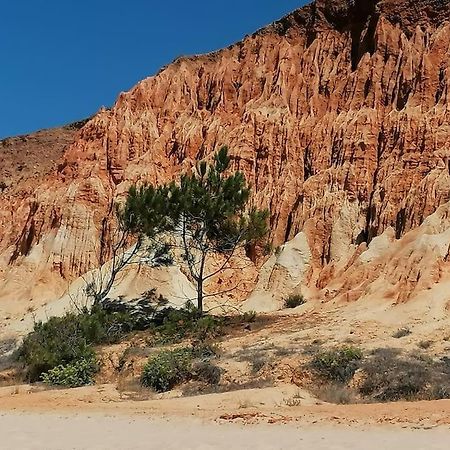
[0,1,307,138]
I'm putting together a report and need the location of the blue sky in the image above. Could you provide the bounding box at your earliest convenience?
[0,1,307,138]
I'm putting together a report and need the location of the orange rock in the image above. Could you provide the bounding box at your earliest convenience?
[0,0,449,312]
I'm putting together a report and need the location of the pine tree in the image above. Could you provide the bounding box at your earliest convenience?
[120,147,269,315]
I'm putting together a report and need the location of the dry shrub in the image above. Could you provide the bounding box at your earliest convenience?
[392,328,411,339]
[360,348,450,402]
[314,384,359,405]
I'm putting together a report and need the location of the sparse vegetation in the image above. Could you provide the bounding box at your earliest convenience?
[284,391,304,407]
[152,305,225,344]
[274,347,295,357]
[16,291,261,390]
[191,360,222,386]
[16,306,140,382]
[359,348,450,402]
[308,346,450,404]
[284,294,306,309]
[234,346,272,374]
[249,356,267,374]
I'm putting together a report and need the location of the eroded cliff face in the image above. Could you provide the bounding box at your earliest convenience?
[1,0,450,317]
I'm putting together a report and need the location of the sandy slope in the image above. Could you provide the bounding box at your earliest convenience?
[0,412,449,450]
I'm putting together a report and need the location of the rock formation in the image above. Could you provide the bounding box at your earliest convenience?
[0,0,449,320]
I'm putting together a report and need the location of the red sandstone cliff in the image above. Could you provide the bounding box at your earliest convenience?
[1,0,449,317]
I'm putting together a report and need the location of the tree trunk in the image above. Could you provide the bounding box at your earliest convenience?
[197,252,206,316]
[197,279,203,316]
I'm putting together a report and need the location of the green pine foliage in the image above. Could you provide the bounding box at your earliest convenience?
[120,147,269,314]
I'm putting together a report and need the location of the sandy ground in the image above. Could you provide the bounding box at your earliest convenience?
[2,286,450,449]
[1,383,450,425]
[0,411,449,450]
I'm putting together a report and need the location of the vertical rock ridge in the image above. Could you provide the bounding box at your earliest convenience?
[0,0,449,307]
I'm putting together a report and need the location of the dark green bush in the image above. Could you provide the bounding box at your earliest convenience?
[154,306,224,344]
[41,357,97,388]
[141,348,193,392]
[141,341,223,393]
[17,306,136,382]
[311,346,363,383]
[284,294,306,309]
[17,314,95,382]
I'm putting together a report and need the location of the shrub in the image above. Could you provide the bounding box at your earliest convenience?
[17,306,136,381]
[141,348,193,392]
[17,314,96,382]
[154,306,225,344]
[41,357,97,388]
[360,349,427,401]
[418,340,432,349]
[240,311,257,323]
[392,327,411,338]
[191,341,220,359]
[141,342,223,393]
[250,356,267,374]
[284,294,306,309]
[359,348,450,402]
[192,361,222,385]
[310,346,363,383]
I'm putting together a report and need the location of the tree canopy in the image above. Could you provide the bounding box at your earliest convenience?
[120,146,269,314]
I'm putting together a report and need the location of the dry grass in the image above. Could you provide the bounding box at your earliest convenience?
[182,377,274,397]
[313,384,359,405]
[283,390,305,407]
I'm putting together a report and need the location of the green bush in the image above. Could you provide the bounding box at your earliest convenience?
[311,346,363,383]
[17,306,136,382]
[41,357,97,388]
[154,306,224,344]
[141,343,223,393]
[284,294,306,309]
[141,348,193,392]
[17,314,95,382]
[18,297,244,387]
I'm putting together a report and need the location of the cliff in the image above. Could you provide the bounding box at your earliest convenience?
[1,0,449,320]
